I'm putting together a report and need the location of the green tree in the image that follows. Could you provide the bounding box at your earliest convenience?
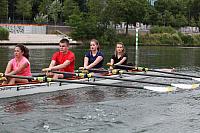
[162,10,173,26]
[34,13,48,24]
[190,0,200,20]
[196,16,200,28]
[190,17,196,27]
[63,0,78,23]
[15,0,32,22]
[143,6,159,25]
[105,0,123,26]
[168,15,176,27]
[0,0,8,21]
[175,14,187,27]
[106,0,149,35]
[31,0,41,19]
[86,0,109,33]
[48,0,63,25]
[154,0,189,27]
[38,0,53,15]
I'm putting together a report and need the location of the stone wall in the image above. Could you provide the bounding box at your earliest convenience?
[0,24,47,34]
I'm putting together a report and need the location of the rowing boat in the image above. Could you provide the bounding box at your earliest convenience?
[0,68,198,99]
[0,74,149,99]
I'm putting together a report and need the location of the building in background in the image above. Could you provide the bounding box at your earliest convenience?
[148,0,157,5]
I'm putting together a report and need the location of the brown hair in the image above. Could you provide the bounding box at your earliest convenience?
[16,44,30,59]
[114,42,125,57]
[60,38,69,45]
[90,39,100,51]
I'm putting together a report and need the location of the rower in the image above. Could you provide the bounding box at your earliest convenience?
[109,42,128,70]
[79,39,104,70]
[2,44,32,85]
[42,39,75,79]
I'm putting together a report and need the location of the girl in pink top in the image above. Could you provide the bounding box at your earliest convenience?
[3,44,31,85]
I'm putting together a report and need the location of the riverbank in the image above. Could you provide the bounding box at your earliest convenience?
[0,33,82,45]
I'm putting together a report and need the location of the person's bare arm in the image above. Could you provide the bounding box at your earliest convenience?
[115,57,127,65]
[83,57,89,68]
[50,60,71,71]
[7,62,29,75]
[85,56,103,69]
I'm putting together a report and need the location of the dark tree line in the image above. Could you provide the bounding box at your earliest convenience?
[0,0,200,27]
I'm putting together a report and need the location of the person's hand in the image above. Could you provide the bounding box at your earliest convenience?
[0,77,7,81]
[79,67,86,70]
[106,63,112,66]
[0,73,4,77]
[42,68,51,72]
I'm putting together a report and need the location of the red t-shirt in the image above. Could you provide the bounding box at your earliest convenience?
[52,50,75,72]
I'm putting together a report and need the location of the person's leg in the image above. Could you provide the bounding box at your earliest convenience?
[53,74,64,79]
[9,78,29,84]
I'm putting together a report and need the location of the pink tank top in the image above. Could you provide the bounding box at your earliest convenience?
[10,56,32,76]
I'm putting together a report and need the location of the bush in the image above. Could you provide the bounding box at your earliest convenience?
[193,34,200,45]
[150,26,176,34]
[0,27,9,40]
[171,33,183,45]
[178,32,194,45]
[140,33,161,45]
[140,33,182,45]
[98,28,118,45]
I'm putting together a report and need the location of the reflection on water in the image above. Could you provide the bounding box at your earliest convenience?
[113,88,128,98]
[4,99,33,114]
[1,45,200,73]
[85,89,105,102]
[45,93,76,106]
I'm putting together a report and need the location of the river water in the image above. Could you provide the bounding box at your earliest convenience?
[1,45,200,133]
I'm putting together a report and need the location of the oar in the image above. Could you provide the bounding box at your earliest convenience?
[52,71,199,90]
[77,69,200,82]
[119,71,200,82]
[1,74,177,93]
[114,64,200,79]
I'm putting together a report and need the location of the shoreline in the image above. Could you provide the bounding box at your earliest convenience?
[0,33,82,45]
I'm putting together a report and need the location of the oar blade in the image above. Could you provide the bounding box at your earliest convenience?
[192,78,200,82]
[144,86,176,92]
[171,83,199,89]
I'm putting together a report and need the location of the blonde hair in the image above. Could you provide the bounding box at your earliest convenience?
[114,42,125,57]
[90,39,100,51]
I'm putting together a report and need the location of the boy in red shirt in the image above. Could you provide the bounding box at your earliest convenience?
[43,39,75,79]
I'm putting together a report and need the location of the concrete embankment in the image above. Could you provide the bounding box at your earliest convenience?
[0,33,82,45]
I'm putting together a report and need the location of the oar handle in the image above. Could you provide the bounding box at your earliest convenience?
[0,73,5,77]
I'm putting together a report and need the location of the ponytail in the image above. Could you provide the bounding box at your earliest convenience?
[16,44,30,59]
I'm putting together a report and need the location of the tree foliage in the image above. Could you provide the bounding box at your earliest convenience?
[48,0,63,25]
[34,13,48,24]
[3,0,199,28]
[63,0,78,23]
[15,0,32,21]
[38,0,53,15]
[0,0,8,20]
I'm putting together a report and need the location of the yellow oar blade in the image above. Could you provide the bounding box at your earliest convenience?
[144,86,176,92]
[171,83,199,89]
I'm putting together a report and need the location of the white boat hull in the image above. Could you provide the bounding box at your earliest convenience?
[0,75,146,99]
